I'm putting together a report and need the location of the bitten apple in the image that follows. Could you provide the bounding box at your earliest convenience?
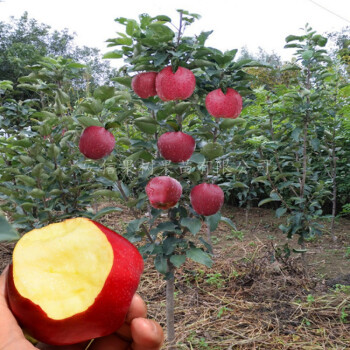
[6,218,144,345]
[155,66,196,101]
[157,131,195,163]
[131,72,158,99]
[205,88,243,119]
[190,183,224,216]
[146,176,182,210]
[79,126,115,159]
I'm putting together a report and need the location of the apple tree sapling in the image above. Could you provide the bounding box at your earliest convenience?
[103,9,253,349]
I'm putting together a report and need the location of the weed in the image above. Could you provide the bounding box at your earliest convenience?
[334,284,350,294]
[340,307,349,323]
[205,273,224,289]
[226,230,245,241]
[345,247,350,259]
[307,294,315,303]
[217,306,231,318]
[211,235,220,244]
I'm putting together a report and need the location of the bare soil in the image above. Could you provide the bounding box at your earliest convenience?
[1,205,350,349]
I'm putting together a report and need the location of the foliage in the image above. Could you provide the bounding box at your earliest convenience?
[0,12,115,96]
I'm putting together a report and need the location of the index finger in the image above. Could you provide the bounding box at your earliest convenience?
[115,293,147,341]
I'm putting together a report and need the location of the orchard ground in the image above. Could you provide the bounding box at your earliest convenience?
[1,205,350,349]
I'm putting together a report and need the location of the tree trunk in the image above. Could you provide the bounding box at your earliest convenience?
[330,122,337,241]
[206,223,214,256]
[166,261,176,350]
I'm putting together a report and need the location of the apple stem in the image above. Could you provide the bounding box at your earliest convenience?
[166,261,176,350]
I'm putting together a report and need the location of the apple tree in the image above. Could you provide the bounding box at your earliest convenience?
[102,10,258,348]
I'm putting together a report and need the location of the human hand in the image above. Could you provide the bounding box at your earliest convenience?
[0,266,164,350]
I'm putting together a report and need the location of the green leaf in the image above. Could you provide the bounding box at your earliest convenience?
[30,189,46,198]
[92,206,123,220]
[67,62,86,69]
[152,15,172,22]
[291,127,302,141]
[181,217,202,235]
[302,50,313,60]
[77,116,103,128]
[231,182,248,189]
[186,248,212,268]
[285,35,303,43]
[93,86,115,102]
[103,50,124,59]
[126,20,140,36]
[219,118,245,130]
[276,207,287,218]
[293,248,308,254]
[220,216,237,230]
[112,77,132,88]
[12,139,32,148]
[170,255,186,268]
[310,138,320,151]
[125,150,153,162]
[190,153,205,164]
[142,23,175,45]
[79,99,104,115]
[155,255,168,274]
[134,117,158,134]
[16,175,36,187]
[258,198,280,207]
[91,190,121,200]
[0,215,19,242]
[206,212,221,231]
[339,84,350,97]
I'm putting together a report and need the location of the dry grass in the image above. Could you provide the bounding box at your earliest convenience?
[139,246,350,349]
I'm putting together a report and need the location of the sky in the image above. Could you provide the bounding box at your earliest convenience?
[0,0,350,64]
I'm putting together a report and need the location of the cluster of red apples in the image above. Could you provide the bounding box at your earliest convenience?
[79,65,243,216]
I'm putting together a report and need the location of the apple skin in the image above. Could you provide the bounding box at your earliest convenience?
[190,183,224,216]
[146,176,182,210]
[131,72,158,99]
[157,131,195,163]
[79,126,115,160]
[205,88,242,119]
[6,220,144,346]
[155,66,196,101]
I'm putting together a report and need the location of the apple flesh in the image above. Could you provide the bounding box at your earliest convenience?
[79,126,115,160]
[131,72,158,99]
[157,131,195,163]
[6,218,144,345]
[205,88,243,119]
[190,183,224,216]
[155,66,196,101]
[146,176,182,210]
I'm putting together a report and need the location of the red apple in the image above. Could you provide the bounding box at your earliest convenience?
[6,218,143,345]
[205,88,243,119]
[157,131,195,163]
[190,183,224,216]
[155,66,196,101]
[131,72,158,99]
[79,126,115,159]
[146,176,182,210]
